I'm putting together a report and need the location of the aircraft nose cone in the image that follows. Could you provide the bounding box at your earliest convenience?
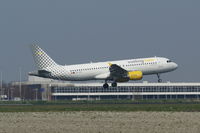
[173,63,178,70]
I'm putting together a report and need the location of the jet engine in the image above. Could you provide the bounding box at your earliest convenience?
[128,71,143,80]
[114,71,143,82]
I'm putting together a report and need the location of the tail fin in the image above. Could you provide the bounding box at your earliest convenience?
[31,44,57,70]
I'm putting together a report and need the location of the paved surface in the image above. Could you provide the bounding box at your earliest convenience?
[0,112,200,133]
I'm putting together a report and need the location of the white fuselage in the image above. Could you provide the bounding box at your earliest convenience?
[44,57,178,81]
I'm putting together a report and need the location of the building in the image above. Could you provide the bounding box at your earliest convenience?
[11,76,200,101]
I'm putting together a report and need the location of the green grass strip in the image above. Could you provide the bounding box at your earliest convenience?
[0,103,200,112]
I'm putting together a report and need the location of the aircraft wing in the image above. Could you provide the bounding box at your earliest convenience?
[109,64,128,81]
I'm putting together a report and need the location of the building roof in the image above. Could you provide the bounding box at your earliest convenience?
[12,80,200,87]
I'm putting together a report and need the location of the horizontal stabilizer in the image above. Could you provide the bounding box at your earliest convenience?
[29,70,51,78]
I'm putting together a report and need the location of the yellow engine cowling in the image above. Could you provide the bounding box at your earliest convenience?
[128,71,143,80]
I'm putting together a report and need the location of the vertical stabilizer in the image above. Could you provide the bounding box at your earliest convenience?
[31,44,57,69]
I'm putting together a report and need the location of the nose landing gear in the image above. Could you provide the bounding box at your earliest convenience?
[157,74,162,83]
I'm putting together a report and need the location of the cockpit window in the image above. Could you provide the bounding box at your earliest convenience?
[167,60,172,63]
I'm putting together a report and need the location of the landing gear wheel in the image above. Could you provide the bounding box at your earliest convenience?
[103,83,109,89]
[111,82,117,87]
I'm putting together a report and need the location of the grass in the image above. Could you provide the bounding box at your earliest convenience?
[0,99,200,112]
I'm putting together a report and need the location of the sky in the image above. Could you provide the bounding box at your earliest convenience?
[0,0,200,82]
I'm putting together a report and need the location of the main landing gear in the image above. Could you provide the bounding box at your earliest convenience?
[103,83,109,89]
[157,73,162,83]
[111,82,117,87]
[103,81,117,88]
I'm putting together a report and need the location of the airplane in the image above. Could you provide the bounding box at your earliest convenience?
[29,44,178,88]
